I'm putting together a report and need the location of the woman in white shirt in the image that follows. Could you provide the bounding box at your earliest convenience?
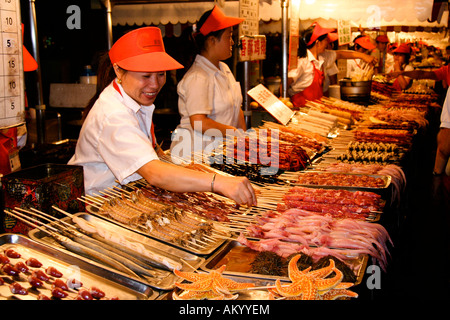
[69,27,257,207]
[288,23,376,109]
[170,6,246,161]
[346,35,376,79]
[390,43,414,91]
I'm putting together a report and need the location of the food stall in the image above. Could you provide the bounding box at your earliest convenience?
[0,0,449,304]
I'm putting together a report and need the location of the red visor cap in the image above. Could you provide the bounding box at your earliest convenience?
[109,27,183,72]
[199,5,244,36]
[376,35,389,43]
[307,22,335,46]
[355,36,376,50]
[393,43,411,54]
[327,32,338,43]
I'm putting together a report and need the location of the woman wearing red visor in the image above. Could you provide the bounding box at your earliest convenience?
[288,23,376,109]
[171,6,246,160]
[346,35,376,79]
[391,43,414,91]
[69,27,256,207]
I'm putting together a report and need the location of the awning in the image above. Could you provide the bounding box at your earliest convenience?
[111,0,445,28]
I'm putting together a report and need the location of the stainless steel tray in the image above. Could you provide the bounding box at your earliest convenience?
[0,233,158,300]
[200,240,368,286]
[85,204,227,256]
[29,213,205,291]
[294,170,392,191]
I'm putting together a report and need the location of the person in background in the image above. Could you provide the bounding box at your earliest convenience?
[390,43,414,91]
[346,35,376,78]
[371,34,390,74]
[68,26,257,207]
[385,62,450,177]
[170,6,246,161]
[384,42,397,74]
[323,32,339,96]
[288,23,376,109]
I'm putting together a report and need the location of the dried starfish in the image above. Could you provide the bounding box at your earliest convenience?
[272,254,358,300]
[173,265,255,300]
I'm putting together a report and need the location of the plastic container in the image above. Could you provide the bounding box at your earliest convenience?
[80,65,97,84]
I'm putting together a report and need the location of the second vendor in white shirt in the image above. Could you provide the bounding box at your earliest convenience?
[170,6,246,162]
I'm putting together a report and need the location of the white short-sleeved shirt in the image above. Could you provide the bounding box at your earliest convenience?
[441,88,450,129]
[288,49,337,97]
[170,54,243,160]
[68,80,159,195]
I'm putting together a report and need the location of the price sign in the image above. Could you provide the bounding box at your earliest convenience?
[247,84,295,126]
[0,0,24,128]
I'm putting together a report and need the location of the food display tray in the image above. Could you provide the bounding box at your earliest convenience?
[85,205,227,256]
[294,170,392,191]
[0,233,158,300]
[200,240,368,286]
[29,213,205,291]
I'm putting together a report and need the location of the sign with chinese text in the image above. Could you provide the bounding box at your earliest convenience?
[247,84,295,125]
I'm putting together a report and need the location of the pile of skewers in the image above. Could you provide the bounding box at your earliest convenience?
[78,185,230,253]
[5,207,180,285]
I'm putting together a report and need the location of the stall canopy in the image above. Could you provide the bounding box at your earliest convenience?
[110,0,448,35]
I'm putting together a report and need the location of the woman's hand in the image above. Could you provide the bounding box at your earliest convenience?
[384,71,403,80]
[213,175,257,207]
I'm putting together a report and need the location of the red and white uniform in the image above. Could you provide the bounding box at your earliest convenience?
[288,50,336,108]
[68,79,159,194]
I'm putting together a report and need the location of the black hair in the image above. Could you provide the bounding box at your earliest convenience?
[353,34,365,51]
[82,52,119,120]
[178,9,228,72]
[298,25,328,58]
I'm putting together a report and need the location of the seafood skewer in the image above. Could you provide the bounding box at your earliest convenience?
[52,206,182,271]
[13,207,164,280]
[5,209,140,279]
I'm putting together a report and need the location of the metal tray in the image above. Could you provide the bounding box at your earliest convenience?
[294,170,392,191]
[200,240,368,286]
[29,213,205,291]
[0,233,158,300]
[85,204,227,256]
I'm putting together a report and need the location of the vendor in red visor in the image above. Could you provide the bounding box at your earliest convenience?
[288,23,376,109]
[171,5,246,161]
[390,43,414,91]
[69,27,257,207]
[372,34,390,74]
[346,35,376,78]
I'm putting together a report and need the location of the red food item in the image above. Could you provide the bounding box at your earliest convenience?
[32,269,49,282]
[90,286,105,299]
[10,282,28,295]
[38,294,51,300]
[28,275,44,288]
[0,254,10,264]
[4,249,21,259]
[77,289,93,300]
[2,263,20,276]
[25,257,43,268]
[52,279,69,291]
[0,277,4,285]
[14,261,29,273]
[67,277,83,289]
[51,287,68,299]
[46,266,63,278]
